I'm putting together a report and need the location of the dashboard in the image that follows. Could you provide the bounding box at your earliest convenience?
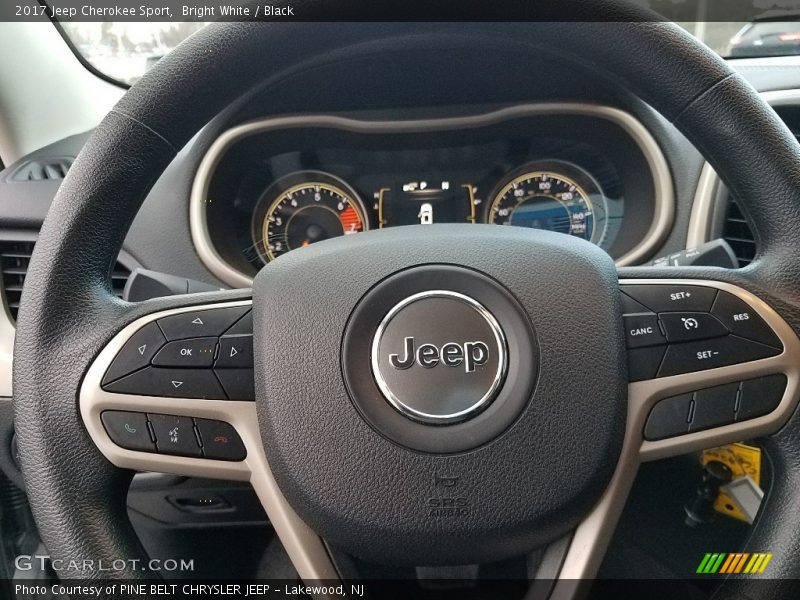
[191,104,674,287]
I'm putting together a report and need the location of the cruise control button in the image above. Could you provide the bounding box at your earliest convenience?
[711,291,782,349]
[215,369,255,400]
[101,411,155,452]
[158,306,250,341]
[689,383,738,432]
[737,374,787,421]
[644,394,692,440]
[658,335,780,377]
[215,335,253,368]
[195,418,247,461]
[624,314,666,348]
[102,322,166,385]
[628,345,667,382]
[148,413,202,457]
[659,312,728,343]
[152,337,218,368]
[621,285,717,313]
[103,367,227,399]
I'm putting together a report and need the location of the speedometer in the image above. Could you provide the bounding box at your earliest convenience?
[487,161,607,245]
[253,172,368,263]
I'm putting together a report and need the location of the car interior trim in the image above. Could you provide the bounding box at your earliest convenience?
[189,103,676,288]
[686,88,800,248]
[79,280,799,594]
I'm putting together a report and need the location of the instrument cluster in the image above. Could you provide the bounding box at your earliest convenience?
[253,159,614,264]
[197,105,671,282]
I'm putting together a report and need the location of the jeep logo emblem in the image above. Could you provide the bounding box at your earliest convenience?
[371,290,508,424]
[389,337,490,372]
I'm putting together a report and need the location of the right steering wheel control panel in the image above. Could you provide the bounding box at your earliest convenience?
[622,284,782,381]
[621,281,795,450]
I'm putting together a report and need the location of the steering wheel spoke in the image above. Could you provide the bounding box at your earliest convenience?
[550,275,800,587]
[621,278,800,459]
[79,295,341,581]
[81,298,254,475]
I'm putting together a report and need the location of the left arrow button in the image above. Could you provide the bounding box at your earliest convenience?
[102,322,166,385]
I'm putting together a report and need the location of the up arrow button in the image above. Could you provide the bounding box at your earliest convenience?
[157,306,250,341]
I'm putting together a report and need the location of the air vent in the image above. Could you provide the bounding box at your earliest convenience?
[0,239,131,321]
[10,158,73,182]
[722,198,756,267]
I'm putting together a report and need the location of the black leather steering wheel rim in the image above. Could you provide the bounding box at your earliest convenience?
[13,16,800,590]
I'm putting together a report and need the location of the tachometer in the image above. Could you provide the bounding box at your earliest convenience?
[253,172,368,262]
[487,161,607,244]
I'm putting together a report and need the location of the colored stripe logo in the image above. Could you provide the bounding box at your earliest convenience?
[696,552,773,574]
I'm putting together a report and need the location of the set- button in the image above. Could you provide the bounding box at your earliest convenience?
[101,410,247,461]
[101,305,255,400]
[621,285,782,381]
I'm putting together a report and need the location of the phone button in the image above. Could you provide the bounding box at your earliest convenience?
[101,411,155,452]
[194,418,246,461]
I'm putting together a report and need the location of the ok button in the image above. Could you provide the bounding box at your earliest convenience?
[152,337,217,368]
[623,313,666,348]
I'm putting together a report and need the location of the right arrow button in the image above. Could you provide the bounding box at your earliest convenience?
[215,335,253,369]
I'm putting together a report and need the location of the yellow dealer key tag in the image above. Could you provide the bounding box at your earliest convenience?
[701,443,762,523]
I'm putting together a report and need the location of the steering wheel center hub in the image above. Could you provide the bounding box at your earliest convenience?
[371,290,508,424]
[252,225,626,565]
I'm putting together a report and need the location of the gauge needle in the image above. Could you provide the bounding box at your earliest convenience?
[302,240,311,247]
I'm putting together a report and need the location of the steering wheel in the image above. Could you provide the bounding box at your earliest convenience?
[13,16,800,598]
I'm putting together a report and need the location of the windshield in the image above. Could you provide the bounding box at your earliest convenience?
[60,23,208,85]
[58,21,799,86]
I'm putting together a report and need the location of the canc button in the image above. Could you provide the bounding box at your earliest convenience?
[624,314,666,348]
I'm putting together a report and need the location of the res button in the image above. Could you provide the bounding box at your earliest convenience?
[711,291,782,349]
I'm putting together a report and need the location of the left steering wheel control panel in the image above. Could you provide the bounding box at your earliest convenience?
[101,305,254,400]
[81,300,257,475]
